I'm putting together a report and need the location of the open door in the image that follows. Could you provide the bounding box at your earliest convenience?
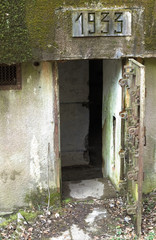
[119,59,145,236]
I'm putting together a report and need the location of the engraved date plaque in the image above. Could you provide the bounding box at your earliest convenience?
[72,10,132,37]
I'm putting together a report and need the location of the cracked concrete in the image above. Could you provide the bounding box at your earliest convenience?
[63,178,116,200]
[51,224,91,240]
[49,208,109,240]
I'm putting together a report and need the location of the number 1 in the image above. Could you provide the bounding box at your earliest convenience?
[75,13,84,35]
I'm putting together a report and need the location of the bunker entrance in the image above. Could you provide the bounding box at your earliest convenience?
[58,60,103,181]
[58,58,145,235]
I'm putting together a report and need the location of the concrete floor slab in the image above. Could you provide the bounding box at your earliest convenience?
[51,224,91,240]
[85,208,107,225]
[63,178,116,200]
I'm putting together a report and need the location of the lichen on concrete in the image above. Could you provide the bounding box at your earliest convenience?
[25,188,61,209]
[0,0,32,64]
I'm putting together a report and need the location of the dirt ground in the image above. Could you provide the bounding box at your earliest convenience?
[0,193,156,240]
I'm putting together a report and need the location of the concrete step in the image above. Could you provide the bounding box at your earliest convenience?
[62,165,103,181]
[62,178,117,200]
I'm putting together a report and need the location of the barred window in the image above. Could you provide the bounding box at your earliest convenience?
[0,64,21,90]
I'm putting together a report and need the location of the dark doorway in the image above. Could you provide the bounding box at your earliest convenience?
[89,60,103,167]
[58,60,103,181]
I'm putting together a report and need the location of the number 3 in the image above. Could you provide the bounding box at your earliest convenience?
[114,12,123,34]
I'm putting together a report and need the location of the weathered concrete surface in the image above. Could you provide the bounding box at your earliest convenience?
[102,60,122,188]
[0,0,156,63]
[0,62,58,211]
[50,224,91,240]
[41,6,145,61]
[143,58,156,193]
[1,1,156,64]
[63,178,116,200]
[59,61,89,167]
[48,206,109,240]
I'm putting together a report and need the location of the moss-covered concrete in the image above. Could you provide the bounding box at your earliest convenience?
[0,1,32,63]
[25,188,61,209]
[0,210,39,227]
[0,1,156,64]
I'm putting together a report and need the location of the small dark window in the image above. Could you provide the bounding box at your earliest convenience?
[0,64,21,90]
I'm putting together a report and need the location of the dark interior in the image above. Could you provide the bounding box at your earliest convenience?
[89,60,103,167]
[60,60,103,181]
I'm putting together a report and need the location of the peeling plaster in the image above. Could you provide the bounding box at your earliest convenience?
[0,170,8,183]
[33,88,37,95]
[27,75,32,83]
[114,48,123,58]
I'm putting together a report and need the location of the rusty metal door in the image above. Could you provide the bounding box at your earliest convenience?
[119,59,145,236]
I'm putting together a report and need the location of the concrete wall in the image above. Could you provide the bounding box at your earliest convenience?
[0,62,57,211]
[102,60,122,188]
[58,61,89,167]
[143,58,156,193]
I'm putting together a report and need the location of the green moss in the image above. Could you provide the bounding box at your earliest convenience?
[0,210,38,227]
[0,214,17,227]
[143,0,156,50]
[63,198,72,204]
[0,0,32,64]
[25,188,61,209]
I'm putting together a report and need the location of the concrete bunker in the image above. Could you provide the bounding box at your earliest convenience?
[58,59,122,185]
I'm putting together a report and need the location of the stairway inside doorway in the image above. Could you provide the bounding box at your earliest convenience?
[62,165,102,181]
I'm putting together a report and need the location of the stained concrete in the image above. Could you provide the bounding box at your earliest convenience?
[58,60,89,167]
[63,178,116,200]
[0,62,57,211]
[85,208,107,225]
[143,59,156,193]
[48,207,110,240]
[50,224,91,240]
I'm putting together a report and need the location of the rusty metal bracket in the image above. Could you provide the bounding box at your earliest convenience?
[124,65,135,75]
[119,110,127,119]
[126,204,137,215]
[127,167,139,181]
[128,126,139,136]
[118,78,128,87]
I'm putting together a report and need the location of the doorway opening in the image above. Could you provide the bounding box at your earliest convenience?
[58,60,103,181]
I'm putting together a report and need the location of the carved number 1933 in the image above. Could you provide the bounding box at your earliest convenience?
[72,10,132,37]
